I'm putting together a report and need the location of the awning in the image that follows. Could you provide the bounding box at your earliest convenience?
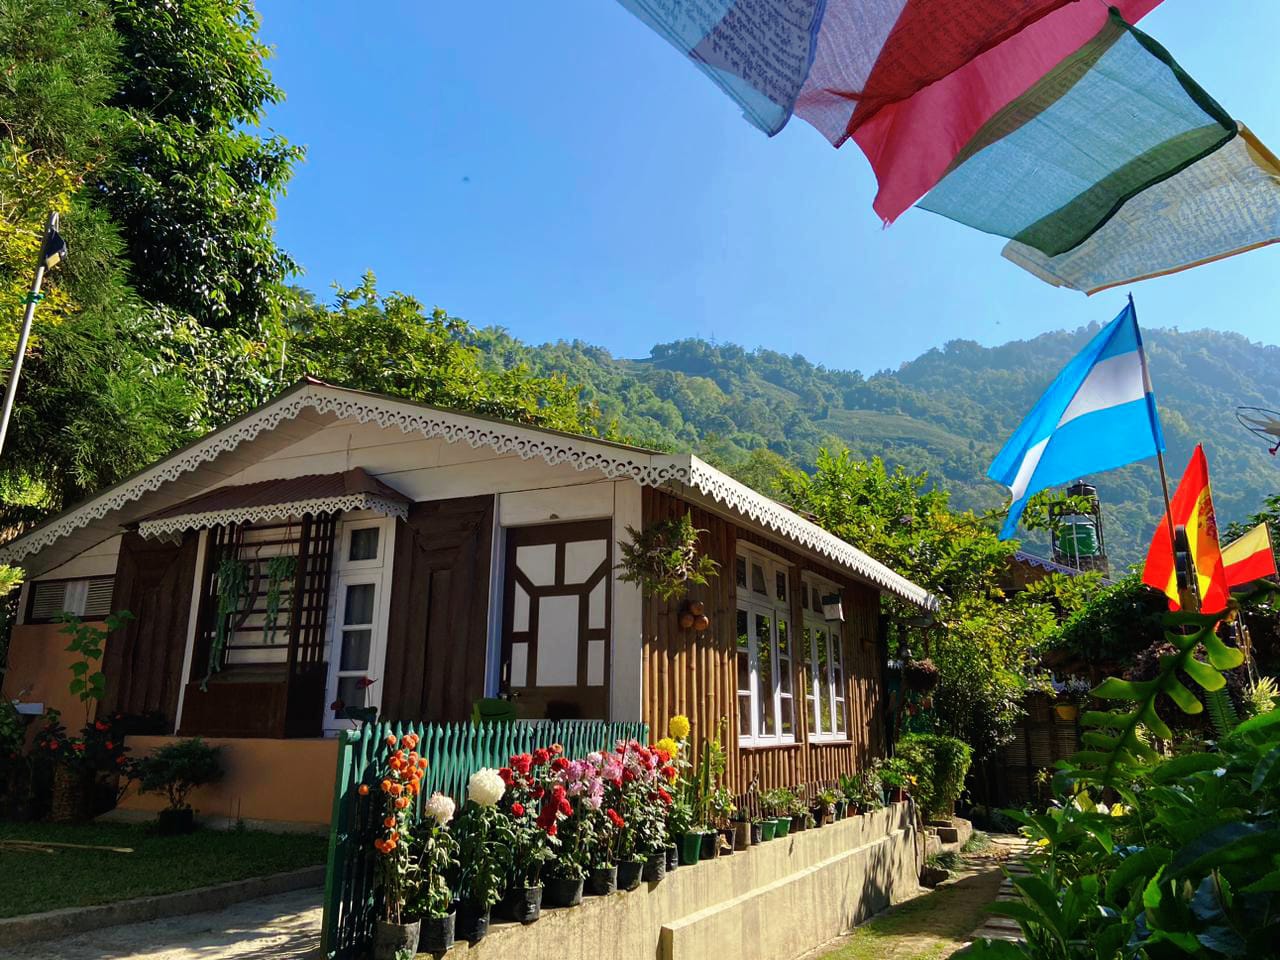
[135,468,410,540]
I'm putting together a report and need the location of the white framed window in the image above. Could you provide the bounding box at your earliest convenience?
[324,516,394,731]
[802,578,847,741]
[735,550,795,746]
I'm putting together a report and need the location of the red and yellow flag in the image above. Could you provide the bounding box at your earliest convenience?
[1143,444,1229,613]
[1222,523,1278,587]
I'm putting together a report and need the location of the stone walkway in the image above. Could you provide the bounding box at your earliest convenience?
[0,889,321,960]
[966,840,1032,946]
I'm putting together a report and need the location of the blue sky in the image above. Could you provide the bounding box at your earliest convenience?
[258,3,1279,373]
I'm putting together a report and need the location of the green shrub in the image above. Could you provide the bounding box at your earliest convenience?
[135,738,223,811]
[897,733,972,821]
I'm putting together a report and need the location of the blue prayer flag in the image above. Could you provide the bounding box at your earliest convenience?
[989,299,1164,539]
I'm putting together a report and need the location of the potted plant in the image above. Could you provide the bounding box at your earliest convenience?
[617,514,719,603]
[408,792,458,952]
[765,788,794,837]
[586,805,624,894]
[368,732,426,960]
[710,785,737,856]
[542,769,589,907]
[454,768,514,942]
[879,758,913,804]
[497,747,564,922]
[833,786,848,821]
[812,787,839,827]
[787,789,809,832]
[902,658,940,693]
[135,737,222,834]
[1052,676,1091,721]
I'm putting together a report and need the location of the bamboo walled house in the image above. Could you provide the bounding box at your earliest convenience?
[0,380,936,828]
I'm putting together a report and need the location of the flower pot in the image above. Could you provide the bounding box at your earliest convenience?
[456,901,490,943]
[665,844,679,872]
[791,814,806,833]
[499,884,542,924]
[811,805,831,827]
[1054,704,1079,721]
[733,821,751,850]
[543,876,584,907]
[373,919,420,960]
[643,853,666,884]
[419,911,455,953]
[759,819,776,841]
[617,858,645,891]
[157,807,196,836]
[678,831,702,865]
[750,821,763,844]
[698,831,718,860]
[889,787,907,803]
[586,865,618,896]
[773,816,790,838]
[834,801,847,821]
[718,827,736,856]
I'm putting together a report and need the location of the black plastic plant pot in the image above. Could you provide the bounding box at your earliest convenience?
[543,876,584,907]
[585,865,618,896]
[643,852,667,884]
[699,831,718,860]
[418,912,455,953]
[156,807,195,835]
[500,885,542,924]
[665,844,679,872]
[617,858,644,891]
[750,821,763,845]
[455,901,490,943]
[373,919,420,960]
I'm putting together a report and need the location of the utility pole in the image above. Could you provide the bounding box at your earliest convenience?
[0,212,67,458]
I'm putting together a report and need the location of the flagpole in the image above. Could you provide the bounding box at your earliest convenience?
[1129,293,1180,553]
[0,212,60,459]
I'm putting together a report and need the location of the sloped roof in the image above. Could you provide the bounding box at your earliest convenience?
[0,381,937,609]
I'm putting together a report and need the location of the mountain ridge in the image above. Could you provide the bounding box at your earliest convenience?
[470,324,1280,568]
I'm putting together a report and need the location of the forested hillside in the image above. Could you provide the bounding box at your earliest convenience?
[473,326,1280,567]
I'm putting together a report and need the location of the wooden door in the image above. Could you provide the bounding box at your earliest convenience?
[501,520,611,720]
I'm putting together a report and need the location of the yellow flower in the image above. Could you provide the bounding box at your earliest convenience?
[656,736,680,758]
[669,715,691,740]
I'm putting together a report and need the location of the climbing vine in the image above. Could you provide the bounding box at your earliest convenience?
[202,556,249,692]
[261,554,297,645]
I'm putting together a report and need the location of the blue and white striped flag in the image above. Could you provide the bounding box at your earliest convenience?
[989,298,1164,539]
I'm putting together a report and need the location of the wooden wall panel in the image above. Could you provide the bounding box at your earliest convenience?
[642,489,890,806]
[382,495,494,723]
[103,531,200,724]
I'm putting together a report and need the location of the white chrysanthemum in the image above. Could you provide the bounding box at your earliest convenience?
[467,768,506,807]
[424,791,456,825]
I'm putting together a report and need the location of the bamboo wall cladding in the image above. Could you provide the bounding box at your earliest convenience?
[641,489,889,800]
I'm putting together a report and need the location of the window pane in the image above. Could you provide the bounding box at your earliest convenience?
[340,628,372,670]
[817,628,832,736]
[835,695,847,735]
[738,694,752,737]
[751,563,766,595]
[736,556,747,589]
[780,695,793,737]
[776,571,787,602]
[756,613,775,735]
[336,675,368,712]
[344,583,375,626]
[349,527,380,561]
[777,621,792,696]
[737,650,750,693]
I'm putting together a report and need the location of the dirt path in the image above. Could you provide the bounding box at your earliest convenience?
[802,835,1024,960]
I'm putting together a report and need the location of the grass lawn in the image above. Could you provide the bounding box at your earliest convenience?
[0,821,328,919]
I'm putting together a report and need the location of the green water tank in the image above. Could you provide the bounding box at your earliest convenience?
[1056,520,1100,557]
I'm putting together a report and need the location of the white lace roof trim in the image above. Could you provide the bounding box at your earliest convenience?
[136,493,410,540]
[0,384,936,609]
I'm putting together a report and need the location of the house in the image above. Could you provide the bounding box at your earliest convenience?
[0,379,936,828]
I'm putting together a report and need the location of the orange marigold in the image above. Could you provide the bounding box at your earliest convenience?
[381,779,393,793]
[357,784,370,796]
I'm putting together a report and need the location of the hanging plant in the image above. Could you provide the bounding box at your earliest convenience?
[201,557,249,692]
[261,554,298,645]
[616,512,718,603]
[903,657,940,693]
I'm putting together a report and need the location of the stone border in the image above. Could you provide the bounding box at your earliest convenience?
[0,866,324,947]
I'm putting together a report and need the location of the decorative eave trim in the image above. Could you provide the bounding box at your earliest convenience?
[0,383,937,610]
[679,456,940,611]
[136,493,410,540]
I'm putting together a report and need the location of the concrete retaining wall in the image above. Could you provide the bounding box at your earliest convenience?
[450,803,919,960]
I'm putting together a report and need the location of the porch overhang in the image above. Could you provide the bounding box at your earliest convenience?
[134,467,410,540]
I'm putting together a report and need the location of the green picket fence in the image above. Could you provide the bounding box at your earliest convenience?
[321,718,648,959]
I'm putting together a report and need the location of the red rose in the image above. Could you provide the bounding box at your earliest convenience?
[658,788,672,804]
[94,720,109,732]
[531,786,545,800]
[558,798,572,816]
[623,769,636,783]
[662,765,677,782]
[512,802,526,817]
[655,749,671,764]
[498,767,514,786]
[511,753,533,776]
[532,748,550,766]
[606,808,625,829]
[551,757,569,772]
[545,823,558,837]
